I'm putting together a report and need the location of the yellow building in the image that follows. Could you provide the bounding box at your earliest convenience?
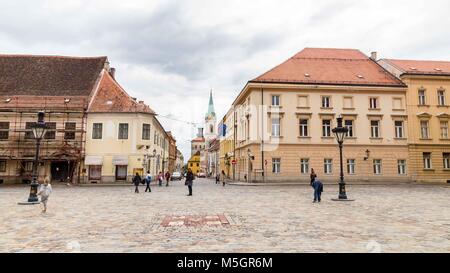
[187,151,201,175]
[379,59,450,183]
[83,70,170,183]
[219,108,236,179]
[227,48,411,183]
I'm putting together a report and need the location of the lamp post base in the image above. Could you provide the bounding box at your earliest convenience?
[331,198,355,202]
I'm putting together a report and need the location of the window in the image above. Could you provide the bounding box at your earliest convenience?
[118,123,129,140]
[300,159,309,174]
[395,121,404,138]
[271,95,280,106]
[322,119,331,137]
[347,159,355,174]
[324,159,332,174]
[373,159,382,174]
[322,96,331,108]
[154,131,157,144]
[438,89,446,106]
[272,158,281,173]
[0,160,6,172]
[25,122,35,139]
[89,165,102,180]
[369,97,378,109]
[345,120,353,137]
[44,122,56,140]
[343,97,353,109]
[272,117,280,137]
[420,121,430,139]
[418,89,426,105]
[24,161,33,172]
[115,165,127,180]
[0,122,9,140]
[196,163,199,167]
[398,160,407,175]
[440,121,449,139]
[142,124,151,140]
[423,153,432,169]
[371,120,380,138]
[299,119,308,137]
[443,153,450,169]
[92,123,103,140]
[64,122,76,140]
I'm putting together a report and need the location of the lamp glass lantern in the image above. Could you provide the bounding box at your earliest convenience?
[332,116,348,144]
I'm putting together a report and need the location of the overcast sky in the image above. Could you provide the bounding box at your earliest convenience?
[1,0,450,159]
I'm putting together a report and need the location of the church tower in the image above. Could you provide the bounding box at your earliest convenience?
[204,90,217,142]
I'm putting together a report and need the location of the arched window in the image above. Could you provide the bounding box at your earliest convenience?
[210,124,214,133]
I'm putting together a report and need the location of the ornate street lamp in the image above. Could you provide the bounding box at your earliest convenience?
[331,115,354,201]
[19,111,47,205]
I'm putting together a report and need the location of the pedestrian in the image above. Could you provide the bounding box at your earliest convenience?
[310,168,317,186]
[215,173,220,184]
[37,177,52,213]
[144,171,152,193]
[133,172,141,193]
[185,168,195,196]
[312,178,324,203]
[165,171,171,187]
[158,172,163,186]
[221,170,226,187]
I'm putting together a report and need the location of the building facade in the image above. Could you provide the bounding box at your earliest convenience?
[187,151,201,175]
[379,59,450,183]
[166,131,177,173]
[219,108,236,180]
[227,48,411,183]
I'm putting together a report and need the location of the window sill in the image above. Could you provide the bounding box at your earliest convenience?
[394,138,407,140]
[345,137,357,140]
[297,106,310,110]
[342,108,355,111]
[370,137,383,140]
[270,136,284,139]
[437,105,449,108]
[298,136,311,139]
[321,137,334,139]
[419,138,433,141]
[439,138,450,141]
[368,108,381,111]
[418,104,430,107]
[423,169,435,171]
[320,107,333,110]
[392,108,406,111]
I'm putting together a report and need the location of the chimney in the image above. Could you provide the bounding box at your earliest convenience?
[370,51,378,61]
[132,97,137,101]
[109,67,116,79]
[138,100,144,104]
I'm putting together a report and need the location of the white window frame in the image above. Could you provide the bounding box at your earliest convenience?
[272,158,281,173]
[423,153,432,169]
[322,96,331,108]
[443,153,450,169]
[324,159,333,174]
[300,159,309,174]
[438,89,446,106]
[369,97,378,109]
[420,120,430,139]
[371,120,380,138]
[271,95,280,106]
[418,89,426,105]
[397,160,407,175]
[395,120,404,138]
[322,119,331,137]
[347,159,355,174]
[299,119,309,137]
[440,121,449,139]
[345,120,354,137]
[271,117,280,137]
[373,159,382,175]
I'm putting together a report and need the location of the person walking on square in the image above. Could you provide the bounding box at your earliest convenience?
[312,178,324,203]
[158,171,163,186]
[221,170,226,187]
[144,171,152,193]
[185,168,194,196]
[37,177,52,213]
[133,173,141,193]
[165,171,171,187]
[310,168,317,186]
[215,173,220,184]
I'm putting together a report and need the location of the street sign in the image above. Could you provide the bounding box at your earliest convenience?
[231,159,236,165]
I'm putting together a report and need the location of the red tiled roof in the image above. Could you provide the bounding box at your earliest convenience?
[382,59,450,75]
[88,71,155,114]
[191,137,205,142]
[0,54,106,96]
[251,48,405,87]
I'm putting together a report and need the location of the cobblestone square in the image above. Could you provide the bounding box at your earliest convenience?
[1,179,449,253]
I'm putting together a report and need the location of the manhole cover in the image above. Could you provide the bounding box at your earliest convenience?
[160,214,230,227]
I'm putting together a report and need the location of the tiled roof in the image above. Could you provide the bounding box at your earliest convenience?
[251,48,405,87]
[88,71,155,114]
[0,54,106,96]
[0,95,87,110]
[382,59,450,75]
[191,137,205,143]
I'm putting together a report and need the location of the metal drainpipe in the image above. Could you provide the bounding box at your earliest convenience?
[261,87,265,183]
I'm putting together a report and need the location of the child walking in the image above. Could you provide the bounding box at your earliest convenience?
[37,177,52,213]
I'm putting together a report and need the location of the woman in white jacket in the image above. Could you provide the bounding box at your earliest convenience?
[37,177,52,213]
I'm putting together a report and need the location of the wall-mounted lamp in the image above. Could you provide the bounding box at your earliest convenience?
[364,149,370,161]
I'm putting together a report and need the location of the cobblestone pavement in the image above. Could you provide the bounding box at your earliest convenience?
[1,179,450,253]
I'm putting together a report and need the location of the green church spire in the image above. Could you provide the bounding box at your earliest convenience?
[206,90,215,119]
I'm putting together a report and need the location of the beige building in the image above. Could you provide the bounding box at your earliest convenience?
[379,59,450,183]
[227,48,411,183]
[219,108,236,180]
[83,70,170,183]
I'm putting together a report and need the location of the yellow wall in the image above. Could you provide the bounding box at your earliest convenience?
[187,153,201,174]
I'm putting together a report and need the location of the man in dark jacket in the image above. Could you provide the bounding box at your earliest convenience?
[133,173,142,193]
[312,178,323,203]
[165,171,171,187]
[185,169,194,196]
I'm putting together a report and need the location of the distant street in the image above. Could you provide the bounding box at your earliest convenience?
[1,179,450,253]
